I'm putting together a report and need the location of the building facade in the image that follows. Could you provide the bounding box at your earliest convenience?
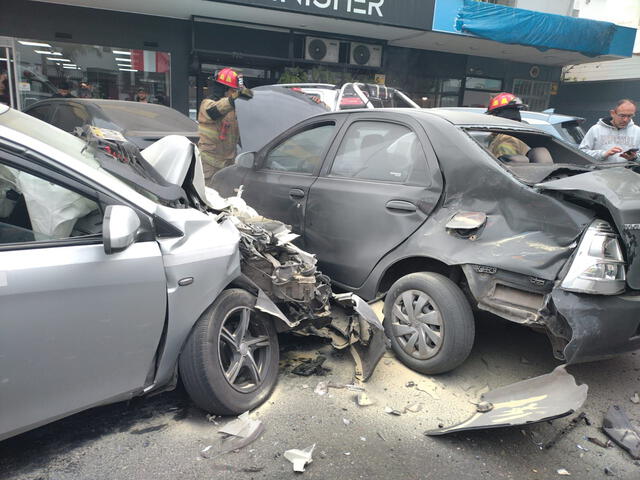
[0,0,635,118]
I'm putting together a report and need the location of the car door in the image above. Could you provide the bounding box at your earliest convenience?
[238,117,343,237]
[0,150,166,440]
[304,113,443,288]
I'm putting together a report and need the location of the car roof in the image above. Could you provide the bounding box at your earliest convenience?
[314,107,545,133]
[437,107,584,125]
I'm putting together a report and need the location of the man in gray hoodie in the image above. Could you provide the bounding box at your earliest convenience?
[579,99,640,162]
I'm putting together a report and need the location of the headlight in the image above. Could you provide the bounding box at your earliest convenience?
[561,219,626,295]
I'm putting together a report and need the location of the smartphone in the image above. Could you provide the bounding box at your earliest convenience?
[624,148,639,155]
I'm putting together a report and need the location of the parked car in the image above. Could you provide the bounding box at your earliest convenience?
[438,107,586,146]
[276,82,419,111]
[23,98,198,149]
[214,108,640,374]
[0,105,383,441]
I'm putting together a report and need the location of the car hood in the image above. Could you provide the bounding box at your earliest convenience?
[235,85,329,153]
[537,167,640,289]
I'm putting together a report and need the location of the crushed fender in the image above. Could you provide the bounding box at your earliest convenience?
[426,365,588,435]
[602,405,640,459]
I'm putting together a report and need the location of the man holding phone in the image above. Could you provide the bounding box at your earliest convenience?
[580,99,640,162]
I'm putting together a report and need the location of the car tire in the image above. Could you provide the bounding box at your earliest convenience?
[179,289,279,415]
[384,272,474,374]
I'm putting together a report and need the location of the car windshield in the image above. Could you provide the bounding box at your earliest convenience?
[97,102,196,133]
[0,107,161,202]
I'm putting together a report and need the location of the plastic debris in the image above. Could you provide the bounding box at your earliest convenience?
[576,444,589,452]
[404,403,423,414]
[384,406,402,416]
[630,392,640,404]
[604,466,615,476]
[475,401,493,413]
[284,444,316,472]
[216,411,265,456]
[344,452,351,456]
[314,381,329,396]
[356,392,375,407]
[206,414,218,424]
[405,381,416,388]
[343,418,351,426]
[557,468,571,475]
[291,355,330,376]
[602,405,640,459]
[200,445,212,458]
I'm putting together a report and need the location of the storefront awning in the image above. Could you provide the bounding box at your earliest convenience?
[455,0,617,57]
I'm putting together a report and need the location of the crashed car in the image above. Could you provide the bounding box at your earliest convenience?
[0,105,384,442]
[214,108,640,374]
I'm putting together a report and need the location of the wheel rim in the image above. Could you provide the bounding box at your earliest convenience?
[217,306,272,393]
[391,289,444,360]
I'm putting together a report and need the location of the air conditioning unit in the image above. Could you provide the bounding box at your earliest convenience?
[350,42,383,68]
[305,37,340,63]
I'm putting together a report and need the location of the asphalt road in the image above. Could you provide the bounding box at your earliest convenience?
[1,312,640,480]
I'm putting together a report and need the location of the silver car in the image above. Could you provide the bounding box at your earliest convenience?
[0,105,383,441]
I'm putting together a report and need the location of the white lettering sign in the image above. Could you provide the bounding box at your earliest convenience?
[271,0,385,17]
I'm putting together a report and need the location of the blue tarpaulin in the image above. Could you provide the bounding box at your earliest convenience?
[455,0,616,57]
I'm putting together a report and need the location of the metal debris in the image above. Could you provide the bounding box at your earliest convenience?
[405,381,416,388]
[284,444,316,472]
[604,467,615,476]
[426,366,588,435]
[587,436,612,449]
[602,405,640,459]
[541,413,590,450]
[475,401,494,413]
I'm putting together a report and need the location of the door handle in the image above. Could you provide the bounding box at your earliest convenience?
[386,200,417,212]
[289,188,305,199]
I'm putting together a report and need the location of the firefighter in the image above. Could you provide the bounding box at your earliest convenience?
[485,92,530,158]
[198,68,253,185]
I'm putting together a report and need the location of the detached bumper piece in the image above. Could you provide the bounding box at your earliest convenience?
[603,405,640,459]
[426,366,588,435]
[552,289,640,364]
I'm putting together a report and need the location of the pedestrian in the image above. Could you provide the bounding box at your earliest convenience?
[485,92,530,158]
[198,68,253,185]
[579,99,640,162]
[134,87,149,103]
[52,81,75,98]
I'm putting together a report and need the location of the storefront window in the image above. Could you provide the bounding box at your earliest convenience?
[13,39,171,109]
[462,76,503,107]
[410,78,461,108]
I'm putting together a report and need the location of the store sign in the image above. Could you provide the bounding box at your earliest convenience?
[210,0,435,30]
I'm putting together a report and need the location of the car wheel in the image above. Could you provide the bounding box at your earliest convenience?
[179,289,279,415]
[384,272,474,374]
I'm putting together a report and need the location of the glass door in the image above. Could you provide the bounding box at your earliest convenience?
[0,37,18,109]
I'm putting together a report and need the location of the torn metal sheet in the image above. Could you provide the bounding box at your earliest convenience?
[284,444,316,472]
[426,365,587,435]
[602,405,640,459]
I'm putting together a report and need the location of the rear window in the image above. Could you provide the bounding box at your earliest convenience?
[554,121,585,145]
[97,103,196,133]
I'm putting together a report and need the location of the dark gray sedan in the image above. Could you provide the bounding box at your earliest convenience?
[23,98,198,149]
[214,108,640,374]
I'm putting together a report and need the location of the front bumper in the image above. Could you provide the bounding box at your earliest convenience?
[552,289,640,364]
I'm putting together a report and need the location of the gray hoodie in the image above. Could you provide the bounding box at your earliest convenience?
[579,117,640,162]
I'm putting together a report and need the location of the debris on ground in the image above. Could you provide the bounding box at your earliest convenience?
[314,381,329,396]
[206,414,218,424]
[541,413,590,450]
[208,411,265,457]
[284,444,316,472]
[291,355,331,377]
[576,444,589,452]
[602,405,640,459]
[356,392,375,407]
[384,406,402,416]
[587,436,613,449]
[405,381,416,388]
[403,403,423,414]
[604,466,616,476]
[474,401,494,413]
[377,432,387,442]
[630,392,640,404]
[557,468,571,476]
[342,418,351,426]
[426,366,588,436]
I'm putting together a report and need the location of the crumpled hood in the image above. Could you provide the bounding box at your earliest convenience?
[537,167,640,289]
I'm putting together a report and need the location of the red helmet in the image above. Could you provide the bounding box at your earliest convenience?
[215,67,240,89]
[486,92,527,114]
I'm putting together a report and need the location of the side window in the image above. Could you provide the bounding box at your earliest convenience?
[330,121,427,183]
[52,104,91,133]
[26,105,52,123]
[263,123,335,174]
[0,161,101,245]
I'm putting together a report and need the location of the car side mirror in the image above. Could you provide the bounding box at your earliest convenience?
[235,151,256,169]
[103,205,141,254]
